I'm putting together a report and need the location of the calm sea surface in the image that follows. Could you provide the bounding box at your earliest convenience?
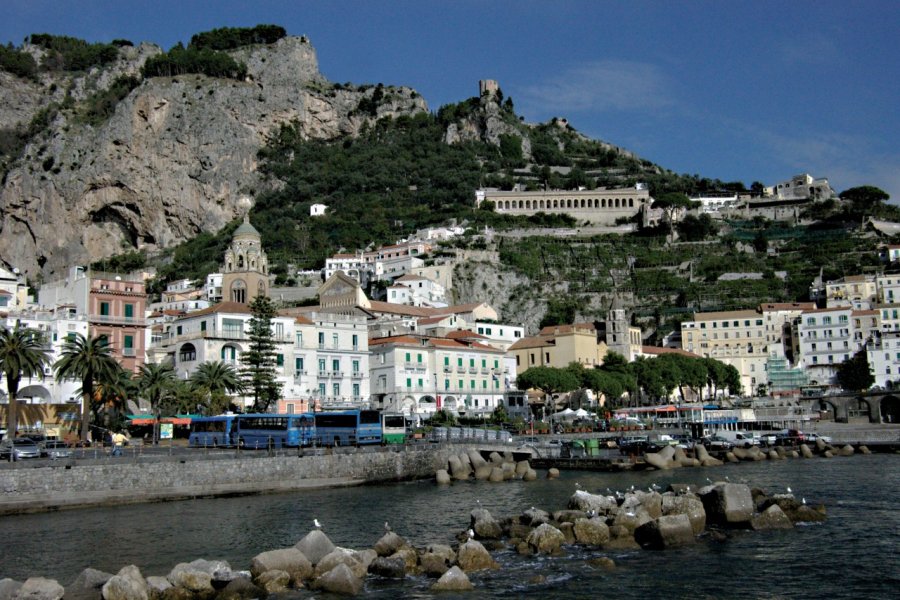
[1,454,898,599]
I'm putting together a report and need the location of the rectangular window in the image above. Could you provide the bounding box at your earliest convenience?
[124,304,134,319]
[481,359,486,368]
[407,378,412,388]
[352,334,358,349]
[352,383,359,397]
[352,359,359,373]
[469,358,475,367]
[277,354,284,366]
[444,356,449,366]
[318,332,325,346]
[333,383,340,397]
[332,333,338,348]
[100,302,110,316]
[319,383,326,396]
[332,358,340,372]
[406,352,411,362]
[458,379,463,389]
[124,335,133,349]
[482,380,487,389]
[458,357,463,367]
[295,357,304,371]
[318,358,326,373]
[200,320,207,332]
[444,379,450,390]
[418,378,423,388]
[417,353,422,363]
[296,332,303,346]
[470,380,475,389]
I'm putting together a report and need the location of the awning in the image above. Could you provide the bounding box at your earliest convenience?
[161,417,192,426]
[127,415,156,426]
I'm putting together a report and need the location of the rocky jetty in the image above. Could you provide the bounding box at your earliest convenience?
[0,478,825,597]
[642,438,862,471]
[436,450,537,484]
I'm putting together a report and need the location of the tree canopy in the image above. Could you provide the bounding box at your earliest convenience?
[836,349,874,392]
[241,295,281,412]
[839,185,889,205]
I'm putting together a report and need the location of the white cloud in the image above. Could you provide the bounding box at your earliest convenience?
[515,59,675,116]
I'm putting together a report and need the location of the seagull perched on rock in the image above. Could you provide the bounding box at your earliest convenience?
[787,486,792,494]
[466,528,475,540]
[802,498,807,505]
[384,521,391,533]
[313,518,322,530]
[587,509,597,518]
[625,511,636,518]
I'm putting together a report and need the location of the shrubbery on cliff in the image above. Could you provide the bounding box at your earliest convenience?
[28,33,120,72]
[141,43,247,80]
[189,25,287,51]
[0,44,38,79]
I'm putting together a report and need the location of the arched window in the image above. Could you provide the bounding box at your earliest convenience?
[629,198,634,207]
[178,343,197,363]
[231,279,246,304]
[237,255,245,269]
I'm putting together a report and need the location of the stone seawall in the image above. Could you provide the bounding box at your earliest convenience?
[0,444,499,515]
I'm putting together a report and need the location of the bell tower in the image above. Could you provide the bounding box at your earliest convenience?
[221,203,268,305]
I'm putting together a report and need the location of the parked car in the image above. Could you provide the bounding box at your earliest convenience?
[0,438,42,460]
[702,435,734,452]
[41,440,74,459]
[804,433,833,444]
[617,435,651,454]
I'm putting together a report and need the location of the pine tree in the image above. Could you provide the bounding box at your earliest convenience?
[240,295,281,412]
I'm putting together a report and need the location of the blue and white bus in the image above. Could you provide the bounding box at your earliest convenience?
[313,409,382,446]
[235,413,316,449]
[188,415,239,447]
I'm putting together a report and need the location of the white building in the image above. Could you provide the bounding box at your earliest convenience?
[205,273,223,303]
[310,203,327,217]
[0,266,28,309]
[691,192,740,214]
[369,333,506,421]
[156,303,370,412]
[765,173,835,201]
[866,330,900,389]
[825,274,877,309]
[386,274,447,307]
[796,307,879,385]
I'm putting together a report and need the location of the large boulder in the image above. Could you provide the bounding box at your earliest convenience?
[373,531,405,557]
[418,544,455,577]
[369,556,406,579]
[430,567,473,592]
[700,483,754,526]
[436,469,452,484]
[523,468,538,481]
[521,507,551,526]
[214,577,263,600]
[474,465,492,480]
[799,444,814,458]
[295,530,335,565]
[568,490,618,515]
[526,523,566,554]
[448,455,469,480]
[751,504,794,530]
[102,566,149,600]
[67,569,113,600]
[167,559,230,593]
[387,546,418,573]
[12,578,64,600]
[254,570,290,594]
[661,494,706,535]
[635,514,696,549]
[488,467,505,482]
[515,460,531,476]
[0,580,23,600]
[467,449,488,469]
[553,509,587,524]
[145,576,172,596]
[604,525,640,550]
[634,490,663,519]
[547,468,560,479]
[470,508,503,539]
[250,548,312,582]
[314,548,367,579]
[456,540,499,572]
[311,563,362,596]
[838,444,855,456]
[573,517,610,546]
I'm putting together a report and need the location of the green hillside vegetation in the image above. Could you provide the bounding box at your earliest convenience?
[141,43,247,80]
[28,34,120,72]
[189,25,287,51]
[0,43,38,79]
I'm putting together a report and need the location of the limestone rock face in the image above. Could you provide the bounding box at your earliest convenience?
[0,36,428,278]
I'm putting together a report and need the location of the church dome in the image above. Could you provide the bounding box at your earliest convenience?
[233,216,260,240]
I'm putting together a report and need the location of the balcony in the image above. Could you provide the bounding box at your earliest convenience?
[294,370,307,379]
[318,370,328,378]
[455,366,465,373]
[122,348,136,357]
[332,371,344,378]
[91,314,146,327]
[480,368,489,374]
[351,371,364,379]
[468,367,477,374]
[443,366,452,373]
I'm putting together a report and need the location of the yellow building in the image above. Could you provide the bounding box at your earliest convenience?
[509,323,607,374]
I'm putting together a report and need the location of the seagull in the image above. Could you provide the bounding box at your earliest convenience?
[724,476,730,482]
[530,506,536,511]
[706,477,713,484]
[802,498,807,505]
[787,486,792,494]
[313,518,322,530]
[575,482,582,489]
[587,509,597,518]
[625,511,636,518]
[466,528,475,540]
[384,521,391,533]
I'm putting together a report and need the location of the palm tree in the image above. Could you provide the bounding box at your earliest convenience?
[135,361,176,444]
[54,333,121,443]
[0,324,51,440]
[92,366,135,431]
[190,360,244,415]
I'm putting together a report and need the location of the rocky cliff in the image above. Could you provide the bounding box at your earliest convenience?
[0,36,427,279]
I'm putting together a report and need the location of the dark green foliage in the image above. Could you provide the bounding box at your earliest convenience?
[75,75,140,125]
[836,349,874,392]
[90,250,147,273]
[0,44,38,79]
[189,25,287,51]
[256,112,484,267]
[111,39,134,47]
[839,185,889,205]
[676,213,718,241]
[141,43,248,80]
[29,33,119,71]
[241,295,282,412]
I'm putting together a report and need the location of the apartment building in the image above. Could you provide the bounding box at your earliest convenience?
[680,309,767,395]
[796,307,879,384]
[157,304,370,411]
[369,333,505,421]
[825,274,877,309]
[866,330,900,389]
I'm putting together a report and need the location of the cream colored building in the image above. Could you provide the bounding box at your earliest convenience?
[475,184,651,226]
[825,274,877,309]
[680,309,768,395]
[509,323,607,374]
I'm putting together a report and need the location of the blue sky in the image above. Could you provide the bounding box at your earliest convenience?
[4,0,899,200]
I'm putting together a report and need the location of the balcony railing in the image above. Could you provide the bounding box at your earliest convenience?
[351,371,364,379]
[122,348,136,357]
[91,315,146,327]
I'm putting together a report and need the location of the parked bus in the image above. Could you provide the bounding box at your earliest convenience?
[235,413,316,449]
[188,415,239,447]
[382,413,407,444]
[314,409,382,446]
